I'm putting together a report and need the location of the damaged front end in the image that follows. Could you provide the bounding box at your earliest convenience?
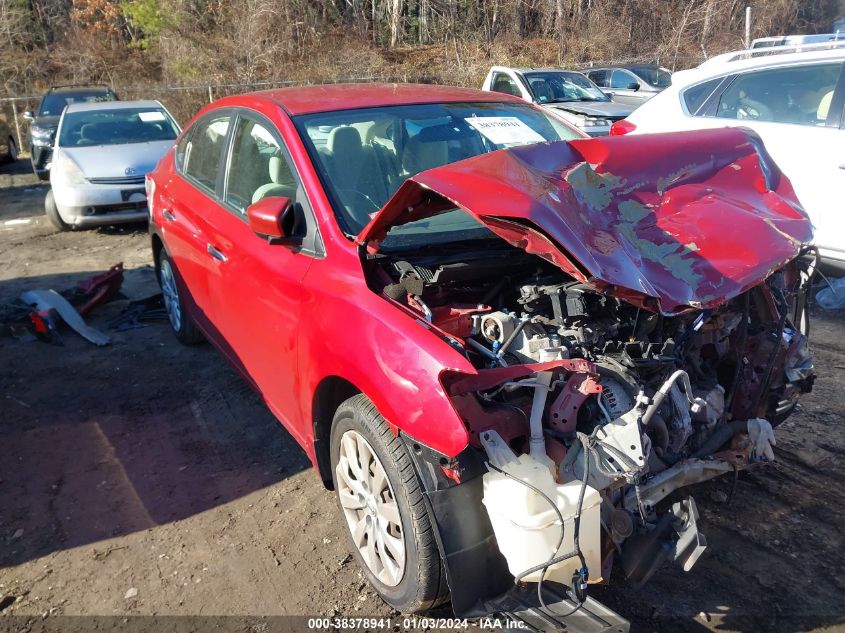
[359,129,816,629]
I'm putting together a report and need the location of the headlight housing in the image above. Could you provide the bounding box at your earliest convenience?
[52,152,87,185]
[30,127,53,146]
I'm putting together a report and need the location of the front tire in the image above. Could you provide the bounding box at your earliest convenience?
[158,249,204,345]
[5,137,17,163]
[45,189,70,231]
[330,394,448,613]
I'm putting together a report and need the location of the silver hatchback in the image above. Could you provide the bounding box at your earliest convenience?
[46,99,179,230]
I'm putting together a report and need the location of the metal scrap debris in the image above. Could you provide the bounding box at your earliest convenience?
[20,289,111,346]
[109,293,168,331]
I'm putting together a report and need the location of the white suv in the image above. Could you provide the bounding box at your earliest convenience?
[613,44,845,271]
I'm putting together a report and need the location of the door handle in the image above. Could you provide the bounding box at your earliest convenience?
[839,164,845,170]
[162,209,176,222]
[207,244,228,262]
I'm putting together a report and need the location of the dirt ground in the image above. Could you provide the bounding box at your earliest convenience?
[1,157,844,633]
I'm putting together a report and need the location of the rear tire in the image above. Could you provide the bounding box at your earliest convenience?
[330,394,449,613]
[158,249,204,345]
[45,189,70,231]
[5,137,17,163]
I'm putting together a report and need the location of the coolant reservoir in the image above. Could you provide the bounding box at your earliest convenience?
[481,433,602,586]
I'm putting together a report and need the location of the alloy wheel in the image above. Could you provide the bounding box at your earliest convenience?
[335,430,406,587]
[159,258,182,332]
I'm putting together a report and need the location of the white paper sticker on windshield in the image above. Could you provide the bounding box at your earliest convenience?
[464,116,545,146]
[138,111,166,122]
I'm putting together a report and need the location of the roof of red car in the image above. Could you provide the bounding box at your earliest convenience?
[251,83,521,115]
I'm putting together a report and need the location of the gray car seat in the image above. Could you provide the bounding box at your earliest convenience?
[252,155,297,204]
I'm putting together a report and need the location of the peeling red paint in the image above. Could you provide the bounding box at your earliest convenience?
[358,128,813,315]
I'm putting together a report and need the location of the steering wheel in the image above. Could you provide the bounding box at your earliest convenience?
[736,99,772,121]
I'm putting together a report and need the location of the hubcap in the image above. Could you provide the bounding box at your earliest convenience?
[159,259,182,332]
[335,430,405,586]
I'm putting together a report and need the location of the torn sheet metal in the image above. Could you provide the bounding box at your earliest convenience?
[20,289,111,346]
[72,262,124,315]
[357,128,813,315]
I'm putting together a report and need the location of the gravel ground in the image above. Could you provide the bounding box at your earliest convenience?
[1,158,844,633]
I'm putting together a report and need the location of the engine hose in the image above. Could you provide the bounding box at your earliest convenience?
[496,317,529,359]
[640,369,697,428]
[648,413,670,453]
[692,419,748,458]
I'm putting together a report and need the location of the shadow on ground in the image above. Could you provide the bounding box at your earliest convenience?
[1,267,311,569]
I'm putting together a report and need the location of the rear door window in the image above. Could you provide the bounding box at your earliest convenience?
[715,63,843,125]
[610,69,636,89]
[588,70,609,87]
[682,77,724,115]
[182,115,231,193]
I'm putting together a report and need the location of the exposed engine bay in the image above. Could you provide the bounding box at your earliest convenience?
[368,239,816,605]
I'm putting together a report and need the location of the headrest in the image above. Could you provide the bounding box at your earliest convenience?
[818,90,834,120]
[403,134,448,175]
[268,155,286,184]
[328,126,362,156]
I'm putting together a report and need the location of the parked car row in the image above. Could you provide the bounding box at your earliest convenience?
[24,84,118,180]
[481,63,670,135]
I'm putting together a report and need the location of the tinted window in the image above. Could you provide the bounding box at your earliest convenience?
[610,70,636,89]
[225,116,296,213]
[629,66,672,88]
[588,70,609,87]
[183,115,230,192]
[296,101,580,236]
[491,73,521,97]
[39,91,115,117]
[58,107,178,147]
[683,78,723,115]
[716,63,843,125]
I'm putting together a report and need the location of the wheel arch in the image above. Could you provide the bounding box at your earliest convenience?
[151,232,165,270]
[312,375,362,489]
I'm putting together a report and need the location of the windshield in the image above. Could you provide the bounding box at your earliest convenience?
[522,71,609,104]
[295,101,580,245]
[38,91,115,117]
[629,66,672,88]
[58,107,179,148]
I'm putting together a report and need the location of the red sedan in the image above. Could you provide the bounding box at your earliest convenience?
[147,83,815,628]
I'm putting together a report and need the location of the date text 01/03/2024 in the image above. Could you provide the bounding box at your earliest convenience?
[306,617,528,629]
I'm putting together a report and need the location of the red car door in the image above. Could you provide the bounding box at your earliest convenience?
[158,114,233,332]
[199,112,316,442]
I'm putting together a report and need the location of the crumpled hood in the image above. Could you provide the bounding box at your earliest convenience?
[357,128,812,315]
[545,100,634,118]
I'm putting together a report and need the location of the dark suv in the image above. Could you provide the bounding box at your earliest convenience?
[24,85,118,180]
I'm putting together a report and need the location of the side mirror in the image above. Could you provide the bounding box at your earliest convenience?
[23,111,34,121]
[246,196,300,245]
[626,82,640,91]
